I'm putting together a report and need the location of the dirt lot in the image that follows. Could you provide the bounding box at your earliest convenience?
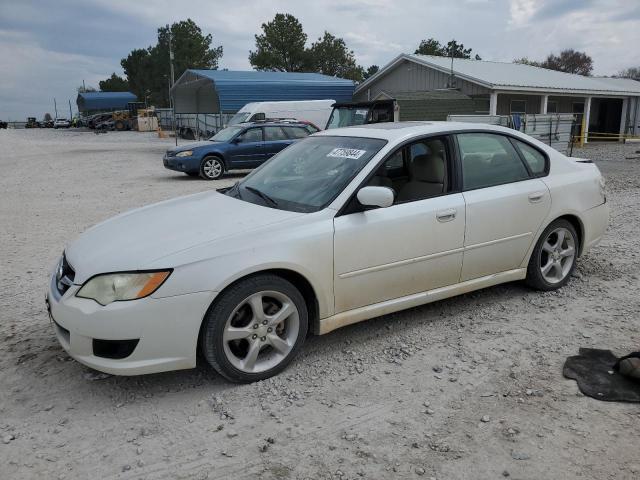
[1,128,638,480]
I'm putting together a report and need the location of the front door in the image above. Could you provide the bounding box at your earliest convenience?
[456,132,551,281]
[333,136,466,313]
[229,127,265,167]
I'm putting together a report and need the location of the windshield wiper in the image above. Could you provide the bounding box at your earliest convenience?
[244,185,278,208]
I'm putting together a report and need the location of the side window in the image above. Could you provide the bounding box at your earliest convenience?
[513,139,547,176]
[367,137,449,204]
[238,128,263,143]
[250,112,266,121]
[457,133,529,190]
[264,126,288,141]
[282,126,310,139]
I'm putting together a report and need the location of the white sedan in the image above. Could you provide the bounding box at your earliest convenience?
[47,122,608,382]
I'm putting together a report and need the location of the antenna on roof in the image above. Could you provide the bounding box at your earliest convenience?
[447,50,456,89]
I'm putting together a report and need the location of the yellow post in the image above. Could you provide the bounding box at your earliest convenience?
[579,115,586,147]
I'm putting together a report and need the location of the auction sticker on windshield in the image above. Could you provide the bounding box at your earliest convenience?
[327,148,367,160]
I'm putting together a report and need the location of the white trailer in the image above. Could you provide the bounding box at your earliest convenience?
[227,100,335,129]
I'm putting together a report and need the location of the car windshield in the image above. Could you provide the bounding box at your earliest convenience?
[326,107,370,129]
[230,136,387,213]
[227,112,251,126]
[210,126,243,142]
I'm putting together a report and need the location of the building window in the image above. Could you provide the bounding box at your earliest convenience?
[547,101,558,113]
[510,100,527,114]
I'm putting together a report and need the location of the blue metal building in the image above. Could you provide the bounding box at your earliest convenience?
[76,91,138,113]
[171,70,355,114]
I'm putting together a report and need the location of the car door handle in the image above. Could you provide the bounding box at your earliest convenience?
[436,209,457,222]
[528,191,546,203]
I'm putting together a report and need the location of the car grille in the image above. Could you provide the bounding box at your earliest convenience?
[56,254,75,296]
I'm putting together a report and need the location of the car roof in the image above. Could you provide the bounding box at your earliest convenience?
[314,121,525,141]
[241,121,311,127]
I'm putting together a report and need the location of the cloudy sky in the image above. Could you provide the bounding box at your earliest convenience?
[1,0,638,120]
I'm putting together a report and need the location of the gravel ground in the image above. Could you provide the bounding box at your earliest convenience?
[1,129,639,480]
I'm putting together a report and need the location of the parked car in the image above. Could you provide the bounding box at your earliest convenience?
[25,117,40,128]
[47,122,608,383]
[227,100,334,129]
[163,121,317,180]
[0,120,7,129]
[53,118,71,129]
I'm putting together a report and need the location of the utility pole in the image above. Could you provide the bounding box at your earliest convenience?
[168,28,177,146]
[82,79,86,92]
[68,99,73,121]
[54,98,58,119]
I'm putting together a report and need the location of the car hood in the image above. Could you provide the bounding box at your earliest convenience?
[65,191,303,283]
[167,141,216,154]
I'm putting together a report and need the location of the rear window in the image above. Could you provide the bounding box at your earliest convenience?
[264,126,288,141]
[282,126,311,139]
[458,133,529,190]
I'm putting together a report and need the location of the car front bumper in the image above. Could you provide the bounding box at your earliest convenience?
[46,274,214,375]
[163,154,199,173]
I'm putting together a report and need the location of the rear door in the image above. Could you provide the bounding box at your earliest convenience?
[457,132,551,281]
[229,127,265,167]
[263,126,293,160]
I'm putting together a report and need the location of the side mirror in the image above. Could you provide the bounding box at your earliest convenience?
[356,186,394,209]
[231,137,241,144]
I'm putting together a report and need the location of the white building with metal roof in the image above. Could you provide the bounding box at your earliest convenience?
[355,54,640,141]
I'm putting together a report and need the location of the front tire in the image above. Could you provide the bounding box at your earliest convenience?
[199,156,224,180]
[526,219,578,291]
[200,274,308,383]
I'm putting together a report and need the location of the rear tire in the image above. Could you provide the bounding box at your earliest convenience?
[200,274,308,383]
[199,156,224,180]
[525,219,578,291]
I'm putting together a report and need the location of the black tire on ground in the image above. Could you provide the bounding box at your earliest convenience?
[199,156,225,180]
[525,219,578,291]
[200,274,308,383]
[114,120,125,131]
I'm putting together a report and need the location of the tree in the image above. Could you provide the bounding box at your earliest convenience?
[249,14,308,72]
[43,113,52,121]
[77,85,96,93]
[414,38,479,59]
[307,31,364,81]
[121,48,153,103]
[364,65,379,79]
[618,66,640,80]
[415,38,444,56]
[541,49,592,76]
[514,57,540,67]
[99,73,130,92]
[117,19,223,107]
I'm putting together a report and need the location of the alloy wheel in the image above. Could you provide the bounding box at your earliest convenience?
[222,291,299,373]
[203,158,223,179]
[539,227,576,284]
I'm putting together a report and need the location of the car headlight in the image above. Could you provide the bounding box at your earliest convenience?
[76,270,172,306]
[175,150,193,157]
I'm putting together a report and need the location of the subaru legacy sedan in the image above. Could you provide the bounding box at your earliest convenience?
[48,122,608,383]
[163,121,317,180]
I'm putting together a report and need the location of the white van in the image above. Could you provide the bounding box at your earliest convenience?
[227,100,335,130]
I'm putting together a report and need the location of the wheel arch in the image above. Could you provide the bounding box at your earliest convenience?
[522,212,586,269]
[555,214,584,255]
[201,152,226,172]
[197,268,321,357]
